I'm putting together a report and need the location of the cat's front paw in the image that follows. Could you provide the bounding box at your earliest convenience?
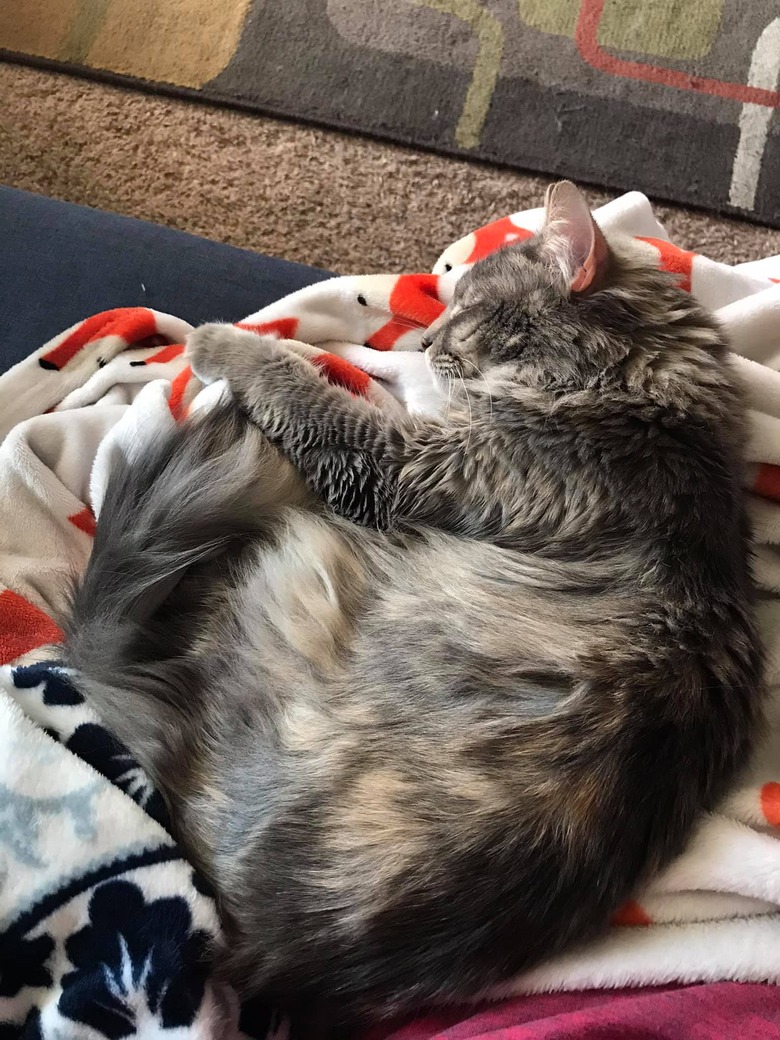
[187,323,240,385]
[187,323,284,386]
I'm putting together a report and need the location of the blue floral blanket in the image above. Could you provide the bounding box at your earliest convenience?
[0,662,286,1040]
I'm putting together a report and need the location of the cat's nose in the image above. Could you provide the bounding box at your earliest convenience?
[419,334,433,351]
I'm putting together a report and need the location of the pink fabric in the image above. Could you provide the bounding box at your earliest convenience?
[367,984,780,1039]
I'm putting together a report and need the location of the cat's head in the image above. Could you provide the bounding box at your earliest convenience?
[423,181,721,395]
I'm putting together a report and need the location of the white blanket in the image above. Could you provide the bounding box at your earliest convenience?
[2,192,780,1038]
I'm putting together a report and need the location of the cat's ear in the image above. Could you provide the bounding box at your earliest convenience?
[541,181,609,294]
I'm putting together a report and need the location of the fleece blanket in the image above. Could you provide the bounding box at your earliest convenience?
[2,192,780,1038]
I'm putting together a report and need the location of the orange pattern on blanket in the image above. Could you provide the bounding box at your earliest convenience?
[761,783,780,826]
[169,366,193,422]
[68,507,97,538]
[753,464,780,502]
[39,308,159,371]
[312,353,371,397]
[0,590,63,665]
[144,342,186,365]
[465,216,534,263]
[366,275,445,350]
[612,900,652,927]
[237,318,300,340]
[637,238,696,292]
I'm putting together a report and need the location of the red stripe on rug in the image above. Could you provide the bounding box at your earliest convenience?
[576,0,780,108]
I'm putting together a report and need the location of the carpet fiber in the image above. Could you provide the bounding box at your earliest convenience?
[1,63,779,277]
[2,1,780,227]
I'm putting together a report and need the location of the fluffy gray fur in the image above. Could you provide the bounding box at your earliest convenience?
[64,183,764,1026]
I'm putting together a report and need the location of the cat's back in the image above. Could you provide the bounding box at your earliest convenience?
[489,369,749,581]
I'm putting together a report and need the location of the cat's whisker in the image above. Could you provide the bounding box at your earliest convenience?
[442,371,453,420]
[390,318,427,332]
[365,316,429,336]
[459,374,474,453]
[458,356,494,425]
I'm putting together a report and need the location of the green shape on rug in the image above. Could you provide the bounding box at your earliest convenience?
[517,0,724,59]
[410,0,504,150]
[60,0,113,64]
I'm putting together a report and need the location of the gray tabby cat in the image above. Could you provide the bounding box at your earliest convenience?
[64,182,764,1025]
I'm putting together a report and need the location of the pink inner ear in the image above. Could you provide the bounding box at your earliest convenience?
[570,225,609,293]
[544,181,610,294]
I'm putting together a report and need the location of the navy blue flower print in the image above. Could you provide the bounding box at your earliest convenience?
[190,869,216,900]
[238,995,284,1040]
[0,932,54,997]
[59,881,211,1039]
[12,663,169,828]
[0,1006,43,1040]
[66,724,169,828]
[12,664,83,706]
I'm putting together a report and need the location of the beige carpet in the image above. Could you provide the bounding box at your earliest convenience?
[2,63,779,274]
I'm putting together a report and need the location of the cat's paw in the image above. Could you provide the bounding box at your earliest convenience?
[188,324,288,385]
[187,323,241,385]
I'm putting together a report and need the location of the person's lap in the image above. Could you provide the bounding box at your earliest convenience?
[0,187,331,375]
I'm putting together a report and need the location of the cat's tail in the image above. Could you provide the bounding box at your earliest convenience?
[62,402,308,769]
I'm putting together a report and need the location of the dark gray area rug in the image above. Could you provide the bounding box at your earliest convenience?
[2,0,779,226]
